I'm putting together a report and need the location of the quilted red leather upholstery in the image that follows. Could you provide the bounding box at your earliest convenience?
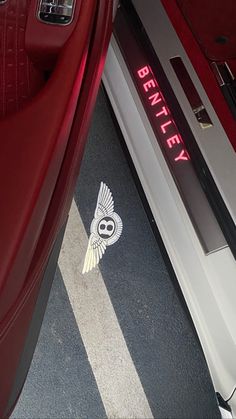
[0,0,44,117]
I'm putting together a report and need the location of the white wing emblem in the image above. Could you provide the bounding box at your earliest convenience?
[82,182,123,274]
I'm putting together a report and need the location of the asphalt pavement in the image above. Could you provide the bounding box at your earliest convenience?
[11,86,220,419]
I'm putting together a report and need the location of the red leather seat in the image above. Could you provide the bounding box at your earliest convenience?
[177,0,236,61]
[162,0,236,152]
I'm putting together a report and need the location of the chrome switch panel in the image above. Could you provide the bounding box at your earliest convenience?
[38,0,75,25]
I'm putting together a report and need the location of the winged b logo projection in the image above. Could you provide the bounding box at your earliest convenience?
[82,182,123,274]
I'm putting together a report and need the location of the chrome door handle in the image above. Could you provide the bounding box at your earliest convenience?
[38,0,75,25]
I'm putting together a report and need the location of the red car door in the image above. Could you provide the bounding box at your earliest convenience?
[0,1,113,416]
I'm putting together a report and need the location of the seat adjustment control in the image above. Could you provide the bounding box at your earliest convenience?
[38,0,75,25]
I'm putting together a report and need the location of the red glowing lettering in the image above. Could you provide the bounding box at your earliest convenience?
[161,120,172,134]
[174,149,189,161]
[148,92,161,106]
[137,63,189,165]
[156,106,168,118]
[137,66,150,78]
[166,134,180,149]
[143,79,155,92]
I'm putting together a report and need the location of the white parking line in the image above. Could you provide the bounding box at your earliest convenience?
[59,199,154,419]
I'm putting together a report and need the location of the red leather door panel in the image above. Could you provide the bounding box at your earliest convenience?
[0,0,112,416]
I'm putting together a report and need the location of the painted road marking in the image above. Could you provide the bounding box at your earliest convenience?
[59,199,154,419]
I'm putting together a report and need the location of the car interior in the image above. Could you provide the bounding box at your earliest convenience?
[164,0,236,152]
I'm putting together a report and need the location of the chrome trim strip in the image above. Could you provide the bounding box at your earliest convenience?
[170,56,213,130]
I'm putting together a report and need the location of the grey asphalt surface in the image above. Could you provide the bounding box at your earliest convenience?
[12,86,220,419]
